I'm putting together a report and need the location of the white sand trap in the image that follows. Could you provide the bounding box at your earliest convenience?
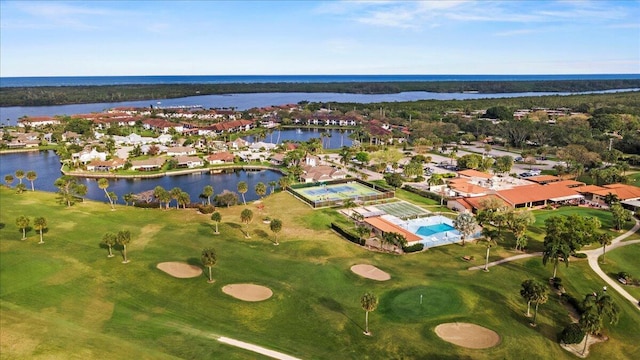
[222,284,273,302]
[435,323,500,349]
[157,262,203,279]
[350,264,391,281]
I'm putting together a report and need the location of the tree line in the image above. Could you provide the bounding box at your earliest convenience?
[2,79,639,106]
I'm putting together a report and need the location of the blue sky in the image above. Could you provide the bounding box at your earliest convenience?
[1,0,638,76]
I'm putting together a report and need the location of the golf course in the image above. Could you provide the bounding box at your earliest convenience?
[1,187,639,359]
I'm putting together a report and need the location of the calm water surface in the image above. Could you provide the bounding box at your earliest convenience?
[0,150,281,204]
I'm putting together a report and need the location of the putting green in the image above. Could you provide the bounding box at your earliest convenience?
[382,286,463,322]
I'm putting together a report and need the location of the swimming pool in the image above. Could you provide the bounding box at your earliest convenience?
[416,223,456,237]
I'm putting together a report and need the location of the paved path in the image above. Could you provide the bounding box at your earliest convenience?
[469,220,640,309]
[218,337,303,360]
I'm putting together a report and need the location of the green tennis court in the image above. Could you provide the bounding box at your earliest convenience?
[295,182,383,202]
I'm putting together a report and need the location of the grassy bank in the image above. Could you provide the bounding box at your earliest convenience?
[1,188,638,359]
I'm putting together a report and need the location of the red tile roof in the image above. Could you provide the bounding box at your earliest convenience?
[497,183,580,206]
[364,217,421,242]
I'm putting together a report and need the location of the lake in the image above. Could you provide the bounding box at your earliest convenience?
[242,128,353,149]
[0,150,282,205]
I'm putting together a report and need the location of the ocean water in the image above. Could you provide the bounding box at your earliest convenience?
[1,74,639,87]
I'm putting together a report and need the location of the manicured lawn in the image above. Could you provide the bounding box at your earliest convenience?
[1,188,638,359]
[599,244,640,300]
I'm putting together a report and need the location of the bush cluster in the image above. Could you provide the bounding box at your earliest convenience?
[402,243,425,253]
[572,252,587,259]
[197,204,216,214]
[133,202,160,209]
[402,185,443,203]
[560,323,585,344]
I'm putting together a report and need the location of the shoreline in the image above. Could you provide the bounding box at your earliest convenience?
[61,164,285,180]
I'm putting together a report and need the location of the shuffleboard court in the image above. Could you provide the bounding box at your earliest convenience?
[374,201,430,219]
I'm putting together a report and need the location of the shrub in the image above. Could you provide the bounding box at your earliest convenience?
[197,204,216,214]
[560,323,585,344]
[133,201,160,209]
[402,243,424,253]
[331,223,365,246]
[572,252,587,259]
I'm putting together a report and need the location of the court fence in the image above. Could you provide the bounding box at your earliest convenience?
[288,178,395,208]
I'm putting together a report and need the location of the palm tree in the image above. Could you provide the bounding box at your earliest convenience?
[427,174,447,206]
[579,310,601,356]
[153,186,168,208]
[598,233,613,264]
[255,182,267,199]
[202,185,214,205]
[237,181,248,205]
[507,210,535,251]
[453,213,477,246]
[582,290,619,326]
[116,230,131,263]
[530,281,548,326]
[98,178,115,210]
[108,191,118,206]
[278,176,291,191]
[480,227,499,271]
[34,217,47,244]
[4,174,14,187]
[542,225,572,279]
[268,181,277,194]
[382,232,407,252]
[15,169,25,184]
[102,232,117,257]
[123,192,134,206]
[26,170,37,191]
[361,292,379,336]
[170,187,182,209]
[240,208,253,238]
[16,215,29,240]
[356,226,370,245]
[177,191,190,208]
[211,212,222,234]
[201,248,217,283]
[16,183,27,194]
[270,218,282,245]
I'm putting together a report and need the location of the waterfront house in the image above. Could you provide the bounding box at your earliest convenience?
[72,148,107,164]
[206,152,235,165]
[166,146,196,156]
[17,116,60,128]
[86,158,127,172]
[130,157,166,171]
[175,156,203,168]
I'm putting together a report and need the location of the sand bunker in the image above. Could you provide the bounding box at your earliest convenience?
[350,264,391,281]
[157,262,203,279]
[222,284,273,302]
[435,322,500,349]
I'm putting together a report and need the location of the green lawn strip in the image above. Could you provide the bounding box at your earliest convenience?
[598,244,640,300]
[2,188,639,359]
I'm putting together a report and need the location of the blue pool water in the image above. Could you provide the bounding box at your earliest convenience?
[416,223,456,237]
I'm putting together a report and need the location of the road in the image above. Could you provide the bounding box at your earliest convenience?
[470,220,640,310]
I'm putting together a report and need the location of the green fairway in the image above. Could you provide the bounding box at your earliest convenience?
[1,188,639,359]
[599,244,640,300]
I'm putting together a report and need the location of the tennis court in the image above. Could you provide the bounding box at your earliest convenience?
[374,201,430,219]
[295,182,383,203]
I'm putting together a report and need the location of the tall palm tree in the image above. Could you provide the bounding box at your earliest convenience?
[177,191,190,208]
[270,218,282,245]
[202,185,214,205]
[211,212,222,234]
[453,213,477,246]
[98,178,115,210]
[102,232,117,257]
[26,170,37,191]
[255,182,267,199]
[268,181,277,194]
[579,311,601,355]
[237,181,248,205]
[598,233,613,264]
[240,208,253,238]
[361,292,379,336]
[542,227,572,279]
[34,217,47,244]
[278,176,292,191]
[427,174,446,206]
[15,169,25,184]
[201,248,217,283]
[116,230,131,263]
[123,192,134,206]
[530,280,548,326]
[520,279,537,317]
[480,227,499,271]
[16,215,29,240]
[170,187,182,209]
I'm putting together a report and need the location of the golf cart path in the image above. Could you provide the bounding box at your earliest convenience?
[218,337,302,360]
[469,219,640,309]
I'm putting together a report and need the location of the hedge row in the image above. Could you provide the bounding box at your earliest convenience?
[331,223,366,246]
[402,185,443,203]
[402,243,425,253]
